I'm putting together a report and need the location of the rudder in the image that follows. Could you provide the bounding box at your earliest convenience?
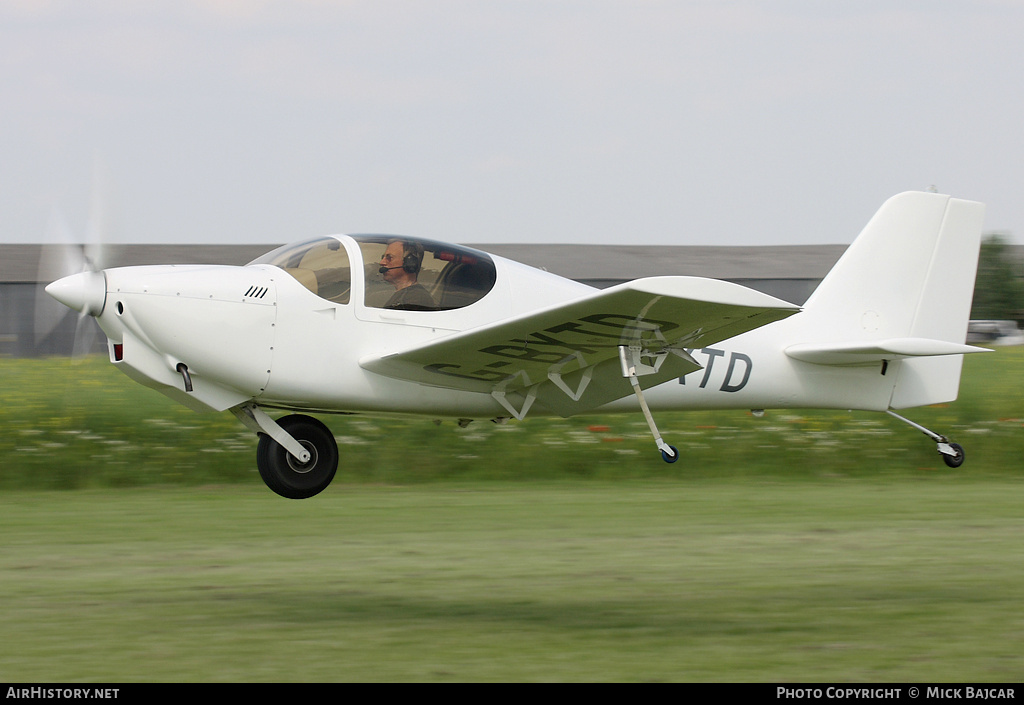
[890,194,986,407]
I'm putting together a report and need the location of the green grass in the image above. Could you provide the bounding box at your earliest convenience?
[1,347,1022,489]
[1,350,1022,681]
[1,481,1022,682]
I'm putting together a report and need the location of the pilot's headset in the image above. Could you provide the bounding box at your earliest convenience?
[401,242,424,274]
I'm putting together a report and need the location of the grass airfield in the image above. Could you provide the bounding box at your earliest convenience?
[1,349,1022,682]
[3,481,1023,682]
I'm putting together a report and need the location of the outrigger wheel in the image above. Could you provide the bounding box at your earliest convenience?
[885,410,965,470]
[256,414,339,499]
[941,442,965,469]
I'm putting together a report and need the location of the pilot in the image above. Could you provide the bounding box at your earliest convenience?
[378,240,436,310]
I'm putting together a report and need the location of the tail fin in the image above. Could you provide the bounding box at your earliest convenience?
[785,191,988,408]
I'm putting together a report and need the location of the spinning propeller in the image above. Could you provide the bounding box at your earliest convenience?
[34,160,116,357]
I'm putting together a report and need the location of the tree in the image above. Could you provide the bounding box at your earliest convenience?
[971,233,1024,323]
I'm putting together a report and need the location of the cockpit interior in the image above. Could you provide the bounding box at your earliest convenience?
[250,235,497,311]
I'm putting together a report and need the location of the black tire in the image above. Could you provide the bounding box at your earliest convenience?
[256,415,338,499]
[942,442,965,469]
[661,445,680,464]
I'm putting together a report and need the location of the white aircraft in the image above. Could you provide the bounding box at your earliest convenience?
[45,191,989,498]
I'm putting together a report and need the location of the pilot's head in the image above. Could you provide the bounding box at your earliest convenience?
[379,240,423,288]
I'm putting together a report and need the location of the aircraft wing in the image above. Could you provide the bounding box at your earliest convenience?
[360,276,800,417]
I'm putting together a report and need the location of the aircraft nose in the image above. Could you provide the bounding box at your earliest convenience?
[45,270,107,317]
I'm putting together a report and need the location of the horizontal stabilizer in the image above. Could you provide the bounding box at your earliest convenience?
[785,338,990,366]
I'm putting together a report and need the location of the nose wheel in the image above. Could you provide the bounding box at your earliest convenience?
[254,414,339,499]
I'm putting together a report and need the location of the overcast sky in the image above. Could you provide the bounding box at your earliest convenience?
[2,0,1022,248]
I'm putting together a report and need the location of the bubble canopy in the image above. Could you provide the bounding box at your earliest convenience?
[250,235,497,311]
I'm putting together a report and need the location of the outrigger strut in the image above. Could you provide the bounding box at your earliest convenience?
[885,409,965,468]
[619,345,679,463]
